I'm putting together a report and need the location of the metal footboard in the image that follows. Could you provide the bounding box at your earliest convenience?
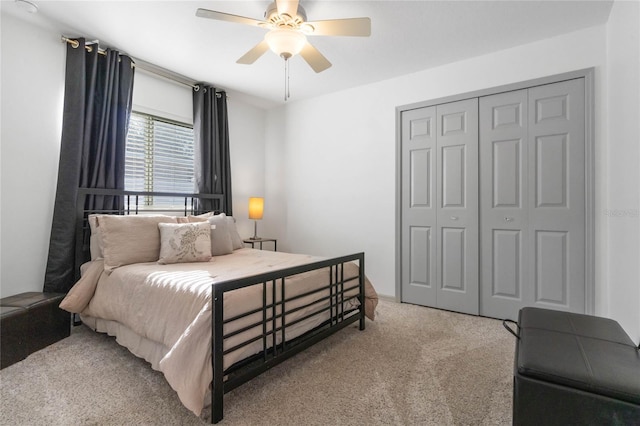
[210,253,366,423]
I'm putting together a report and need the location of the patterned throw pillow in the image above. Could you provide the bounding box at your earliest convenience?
[158,222,212,264]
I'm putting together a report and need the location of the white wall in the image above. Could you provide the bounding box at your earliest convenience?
[0,9,267,298]
[0,10,65,297]
[604,0,640,341]
[262,107,288,243]
[226,95,267,239]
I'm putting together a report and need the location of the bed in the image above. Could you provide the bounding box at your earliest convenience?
[60,188,378,423]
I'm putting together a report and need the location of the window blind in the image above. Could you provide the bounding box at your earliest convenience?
[125,112,195,207]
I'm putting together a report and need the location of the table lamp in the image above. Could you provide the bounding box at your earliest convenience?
[248,197,264,240]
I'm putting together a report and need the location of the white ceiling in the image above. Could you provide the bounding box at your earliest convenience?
[4,0,613,108]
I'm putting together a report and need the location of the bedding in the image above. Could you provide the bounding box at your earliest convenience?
[60,248,378,416]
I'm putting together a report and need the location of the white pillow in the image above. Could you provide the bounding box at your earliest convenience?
[207,213,234,255]
[226,216,244,250]
[158,222,212,264]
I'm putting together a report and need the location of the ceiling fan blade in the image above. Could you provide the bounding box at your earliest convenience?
[305,17,371,37]
[236,40,270,64]
[299,42,332,73]
[196,8,264,27]
[275,0,299,18]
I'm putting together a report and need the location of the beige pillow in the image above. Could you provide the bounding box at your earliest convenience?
[195,211,214,218]
[88,214,104,260]
[98,215,177,272]
[175,212,214,223]
[207,213,234,255]
[226,216,244,250]
[176,215,209,223]
[158,222,212,264]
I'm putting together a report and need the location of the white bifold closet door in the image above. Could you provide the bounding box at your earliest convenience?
[479,79,585,320]
[401,98,479,315]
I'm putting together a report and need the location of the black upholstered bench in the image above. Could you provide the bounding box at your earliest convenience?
[0,306,29,368]
[505,307,640,425]
[0,292,70,369]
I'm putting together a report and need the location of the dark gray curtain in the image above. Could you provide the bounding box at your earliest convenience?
[193,85,232,215]
[44,39,134,293]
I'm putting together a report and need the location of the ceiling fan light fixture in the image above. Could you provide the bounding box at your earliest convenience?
[265,28,306,59]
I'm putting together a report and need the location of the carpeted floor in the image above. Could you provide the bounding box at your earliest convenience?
[0,300,515,425]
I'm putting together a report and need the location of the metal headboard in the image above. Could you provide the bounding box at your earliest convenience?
[74,188,224,279]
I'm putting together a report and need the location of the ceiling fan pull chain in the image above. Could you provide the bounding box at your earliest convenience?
[283,57,290,101]
[286,58,291,100]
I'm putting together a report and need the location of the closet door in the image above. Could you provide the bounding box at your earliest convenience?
[480,79,585,319]
[401,99,478,314]
[480,90,529,320]
[436,98,479,315]
[527,79,585,314]
[401,107,437,306]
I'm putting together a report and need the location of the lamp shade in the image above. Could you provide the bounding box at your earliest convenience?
[248,197,264,220]
[265,28,306,59]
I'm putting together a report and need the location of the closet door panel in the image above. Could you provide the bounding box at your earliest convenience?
[436,98,479,315]
[408,226,431,288]
[480,89,528,320]
[492,229,522,297]
[441,227,466,291]
[442,145,466,208]
[401,107,437,306]
[535,230,568,305]
[535,134,568,207]
[528,79,585,312]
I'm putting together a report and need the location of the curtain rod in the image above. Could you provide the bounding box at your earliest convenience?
[61,36,224,96]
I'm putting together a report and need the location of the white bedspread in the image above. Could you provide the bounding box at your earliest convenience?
[60,248,377,415]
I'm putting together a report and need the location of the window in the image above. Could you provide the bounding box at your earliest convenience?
[125,112,195,207]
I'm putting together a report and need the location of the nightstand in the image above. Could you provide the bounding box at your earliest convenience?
[243,238,277,251]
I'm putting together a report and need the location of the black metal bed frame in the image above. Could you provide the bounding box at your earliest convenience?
[74,188,367,424]
[210,253,365,423]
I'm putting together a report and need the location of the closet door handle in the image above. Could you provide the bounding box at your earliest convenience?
[504,217,514,222]
[450,216,459,221]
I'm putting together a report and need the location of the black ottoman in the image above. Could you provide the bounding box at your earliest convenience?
[0,306,29,369]
[0,292,70,355]
[509,307,640,425]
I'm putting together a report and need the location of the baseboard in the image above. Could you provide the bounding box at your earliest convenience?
[377,294,396,303]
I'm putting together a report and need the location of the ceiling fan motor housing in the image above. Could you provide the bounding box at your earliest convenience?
[264,1,307,28]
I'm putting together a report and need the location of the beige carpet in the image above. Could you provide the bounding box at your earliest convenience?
[0,300,515,425]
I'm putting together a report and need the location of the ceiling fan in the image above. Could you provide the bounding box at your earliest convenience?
[195,0,371,73]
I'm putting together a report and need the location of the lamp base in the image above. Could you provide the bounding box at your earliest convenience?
[248,220,260,240]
